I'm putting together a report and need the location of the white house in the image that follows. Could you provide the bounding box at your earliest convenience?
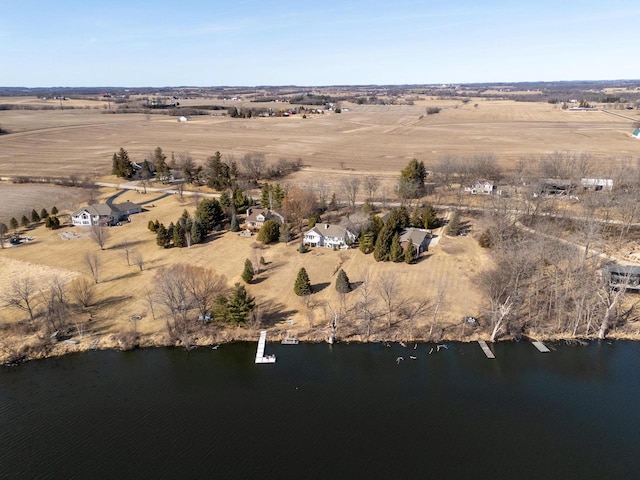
[72,202,141,227]
[303,224,356,249]
[465,180,497,195]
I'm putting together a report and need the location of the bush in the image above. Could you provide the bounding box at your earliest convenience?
[335,269,351,293]
[426,107,441,115]
[478,229,493,248]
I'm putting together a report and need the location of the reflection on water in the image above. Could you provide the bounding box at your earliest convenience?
[1,341,639,479]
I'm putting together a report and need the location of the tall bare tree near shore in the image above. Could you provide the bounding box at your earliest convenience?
[70,276,97,308]
[5,276,38,322]
[356,269,377,340]
[376,273,402,329]
[40,277,68,332]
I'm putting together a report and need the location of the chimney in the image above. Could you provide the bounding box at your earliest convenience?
[324,224,329,229]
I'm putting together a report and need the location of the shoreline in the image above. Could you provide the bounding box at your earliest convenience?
[4,328,640,366]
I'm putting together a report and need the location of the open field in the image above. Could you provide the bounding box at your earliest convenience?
[1,98,639,180]
[0,184,94,224]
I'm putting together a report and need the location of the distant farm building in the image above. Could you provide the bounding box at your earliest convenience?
[581,178,613,191]
[465,180,498,195]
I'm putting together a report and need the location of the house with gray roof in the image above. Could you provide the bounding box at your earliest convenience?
[243,207,284,231]
[400,227,431,255]
[72,202,141,227]
[303,223,356,249]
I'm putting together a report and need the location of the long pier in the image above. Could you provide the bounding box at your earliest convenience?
[532,341,550,353]
[478,340,495,359]
[255,330,276,364]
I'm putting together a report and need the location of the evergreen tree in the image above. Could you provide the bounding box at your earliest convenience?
[232,186,252,212]
[390,232,403,262]
[195,198,224,232]
[156,224,170,247]
[230,214,239,232]
[40,208,49,219]
[111,148,134,178]
[261,183,272,209]
[373,224,394,261]
[31,209,40,223]
[191,220,204,245]
[166,222,175,243]
[205,151,232,190]
[272,184,286,209]
[20,215,29,228]
[257,219,280,244]
[148,220,157,232]
[446,211,461,236]
[45,216,52,228]
[359,231,375,254]
[49,216,60,229]
[9,217,18,232]
[173,221,186,247]
[308,214,321,229]
[241,259,254,283]
[404,242,417,264]
[294,267,312,296]
[398,158,426,199]
[219,190,231,208]
[335,269,352,294]
[151,147,170,182]
[226,283,255,325]
[51,206,58,216]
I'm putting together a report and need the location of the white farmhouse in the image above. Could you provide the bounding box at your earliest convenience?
[71,202,141,227]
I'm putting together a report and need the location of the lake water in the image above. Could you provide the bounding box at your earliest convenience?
[1,341,640,479]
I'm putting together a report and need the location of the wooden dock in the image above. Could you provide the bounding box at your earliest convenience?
[478,340,495,359]
[255,330,276,364]
[532,341,550,353]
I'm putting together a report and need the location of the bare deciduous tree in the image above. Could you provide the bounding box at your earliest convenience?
[182,265,228,321]
[241,154,266,184]
[340,177,361,210]
[70,276,97,308]
[376,274,402,329]
[132,250,145,271]
[120,238,132,266]
[83,251,101,284]
[5,276,39,321]
[282,188,317,232]
[91,224,109,250]
[362,176,380,203]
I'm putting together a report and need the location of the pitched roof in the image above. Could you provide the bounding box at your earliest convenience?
[400,227,429,246]
[306,223,351,239]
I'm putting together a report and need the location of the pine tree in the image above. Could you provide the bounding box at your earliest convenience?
[335,269,352,294]
[261,183,272,209]
[329,192,338,211]
[173,221,186,247]
[40,208,49,219]
[226,283,255,324]
[148,220,157,232]
[373,225,394,261]
[31,209,40,223]
[404,242,417,264]
[191,220,203,245]
[51,206,58,216]
[447,211,461,236]
[49,216,60,229]
[257,219,279,244]
[20,215,29,228]
[294,267,312,296]
[156,224,170,247]
[45,216,52,228]
[242,259,254,283]
[219,190,231,208]
[230,214,239,232]
[359,231,375,254]
[390,232,403,262]
[9,217,18,232]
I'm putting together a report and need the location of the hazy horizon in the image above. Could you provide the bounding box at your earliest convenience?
[2,1,639,87]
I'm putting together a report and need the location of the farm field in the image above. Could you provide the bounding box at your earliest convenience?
[1,98,639,181]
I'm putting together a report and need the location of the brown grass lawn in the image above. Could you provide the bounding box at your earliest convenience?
[1,99,639,180]
[0,187,490,361]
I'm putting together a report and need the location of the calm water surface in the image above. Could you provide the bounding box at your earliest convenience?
[1,341,640,479]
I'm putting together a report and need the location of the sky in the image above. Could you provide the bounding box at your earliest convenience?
[2,0,639,87]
